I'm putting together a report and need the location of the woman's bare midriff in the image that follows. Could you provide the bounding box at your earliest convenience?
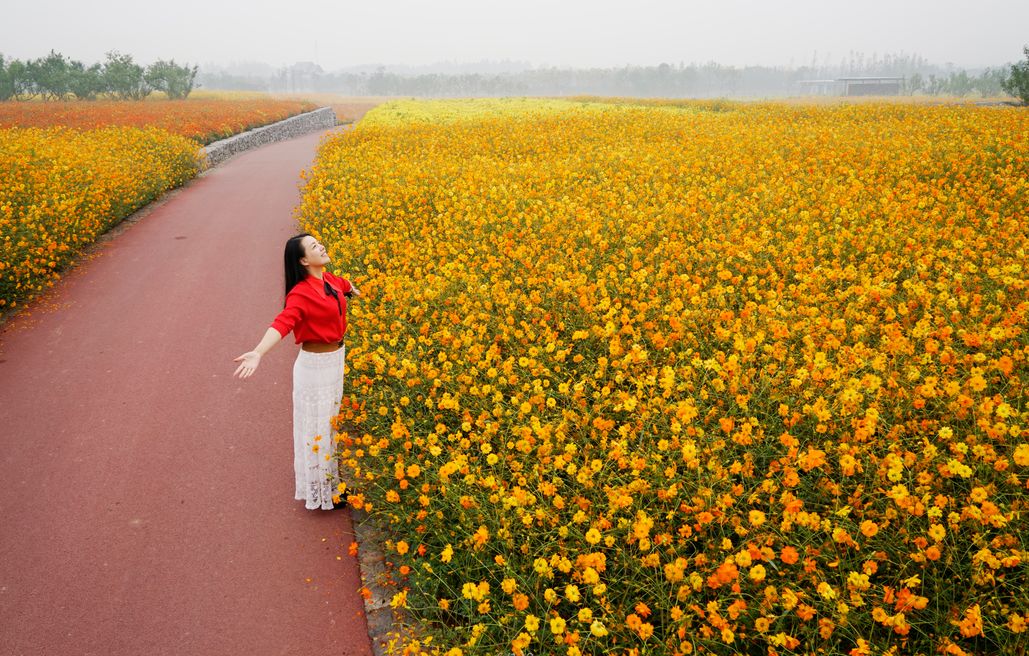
[301,341,343,353]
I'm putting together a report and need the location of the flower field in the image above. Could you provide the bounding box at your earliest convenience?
[0,126,200,309]
[300,98,1028,655]
[0,96,318,145]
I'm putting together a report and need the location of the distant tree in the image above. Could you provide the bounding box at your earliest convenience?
[68,60,105,100]
[923,74,945,95]
[366,66,390,95]
[1001,45,1029,104]
[103,50,150,100]
[973,68,1007,98]
[6,58,32,100]
[946,70,973,96]
[0,54,13,101]
[27,50,72,100]
[144,59,198,99]
[908,72,924,94]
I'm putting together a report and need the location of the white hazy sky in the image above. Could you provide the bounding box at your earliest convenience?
[3,0,1027,70]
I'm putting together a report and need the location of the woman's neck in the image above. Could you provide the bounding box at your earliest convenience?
[306,266,325,280]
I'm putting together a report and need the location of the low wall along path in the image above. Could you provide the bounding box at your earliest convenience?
[202,106,339,168]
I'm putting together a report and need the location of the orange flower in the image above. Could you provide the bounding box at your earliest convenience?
[957,604,983,638]
[780,546,800,565]
[471,525,490,549]
[512,593,529,611]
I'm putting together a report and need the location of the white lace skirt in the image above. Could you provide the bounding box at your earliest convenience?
[292,344,346,510]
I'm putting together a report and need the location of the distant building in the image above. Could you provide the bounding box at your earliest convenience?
[795,76,904,97]
[837,77,904,96]
[795,79,843,96]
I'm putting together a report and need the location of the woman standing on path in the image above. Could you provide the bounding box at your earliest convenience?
[233,233,360,511]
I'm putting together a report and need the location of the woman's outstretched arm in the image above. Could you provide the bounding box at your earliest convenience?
[233,327,284,379]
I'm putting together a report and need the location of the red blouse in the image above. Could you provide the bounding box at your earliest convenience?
[270,271,353,344]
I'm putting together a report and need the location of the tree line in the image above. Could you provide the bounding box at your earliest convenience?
[0,50,198,101]
[201,49,1029,101]
[4,47,1027,103]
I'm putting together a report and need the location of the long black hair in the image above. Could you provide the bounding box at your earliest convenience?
[283,232,313,305]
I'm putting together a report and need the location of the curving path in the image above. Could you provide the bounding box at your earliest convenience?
[0,127,374,656]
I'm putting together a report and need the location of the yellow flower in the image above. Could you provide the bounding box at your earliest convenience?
[847,572,871,592]
[582,566,600,585]
[1014,444,1029,467]
[462,581,490,601]
[550,616,566,635]
[517,611,538,633]
[1008,613,1027,633]
[840,454,857,476]
[946,458,973,478]
[390,590,407,608]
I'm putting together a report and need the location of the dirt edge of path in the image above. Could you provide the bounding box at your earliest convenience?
[351,508,420,656]
[341,441,426,656]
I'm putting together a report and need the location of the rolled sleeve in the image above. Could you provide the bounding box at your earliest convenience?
[270,294,305,338]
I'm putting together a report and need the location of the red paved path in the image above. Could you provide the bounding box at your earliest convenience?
[0,128,374,656]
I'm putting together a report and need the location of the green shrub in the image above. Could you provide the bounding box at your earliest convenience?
[1001,45,1029,104]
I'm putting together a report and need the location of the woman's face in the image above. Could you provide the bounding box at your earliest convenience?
[300,236,331,268]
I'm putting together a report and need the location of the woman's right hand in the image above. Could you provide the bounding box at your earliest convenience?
[233,351,261,379]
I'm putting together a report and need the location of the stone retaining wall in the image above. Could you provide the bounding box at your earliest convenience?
[201,106,337,168]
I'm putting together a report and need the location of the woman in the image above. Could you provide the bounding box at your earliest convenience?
[233,233,361,511]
